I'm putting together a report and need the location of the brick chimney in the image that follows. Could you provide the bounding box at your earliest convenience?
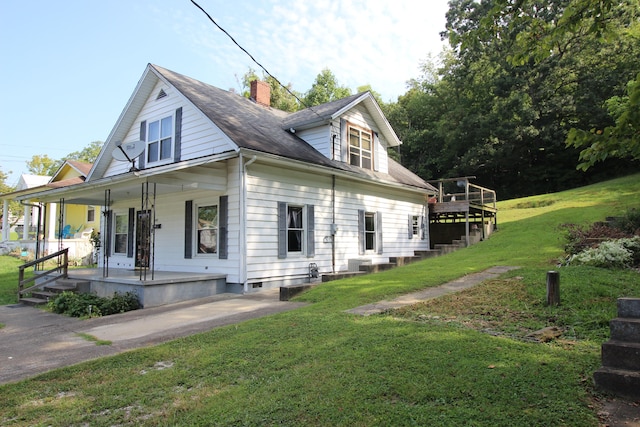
[250,80,270,107]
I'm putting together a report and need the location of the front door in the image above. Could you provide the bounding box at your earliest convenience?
[135,210,151,268]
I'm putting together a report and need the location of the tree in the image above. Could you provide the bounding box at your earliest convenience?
[63,140,103,164]
[239,68,301,112]
[567,73,640,169]
[303,69,352,107]
[0,167,23,227]
[26,154,59,176]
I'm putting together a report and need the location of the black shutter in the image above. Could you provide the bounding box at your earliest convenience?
[278,202,287,259]
[174,107,182,162]
[376,211,383,254]
[306,204,315,257]
[139,121,146,169]
[358,209,365,255]
[185,201,193,259]
[219,196,228,259]
[127,208,134,258]
[408,214,414,239]
[421,215,426,240]
[340,119,348,162]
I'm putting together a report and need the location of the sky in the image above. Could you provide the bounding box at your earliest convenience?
[0,0,451,186]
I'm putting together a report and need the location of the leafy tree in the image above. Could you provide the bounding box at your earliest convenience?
[303,69,352,107]
[567,73,640,169]
[0,167,23,227]
[239,68,301,112]
[25,154,59,176]
[63,140,102,164]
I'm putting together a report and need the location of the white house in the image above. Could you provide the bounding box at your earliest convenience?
[19,64,438,304]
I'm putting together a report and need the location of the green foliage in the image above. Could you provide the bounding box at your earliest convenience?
[303,68,352,107]
[25,154,59,176]
[48,291,140,318]
[612,208,640,234]
[568,237,639,268]
[62,140,103,164]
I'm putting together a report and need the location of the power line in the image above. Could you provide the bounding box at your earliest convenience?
[189,0,322,118]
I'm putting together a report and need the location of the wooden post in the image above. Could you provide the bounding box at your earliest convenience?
[546,271,560,306]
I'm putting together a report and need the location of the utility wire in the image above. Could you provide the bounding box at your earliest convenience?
[189,0,322,118]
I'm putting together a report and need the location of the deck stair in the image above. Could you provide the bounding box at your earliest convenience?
[593,298,640,398]
[19,278,90,307]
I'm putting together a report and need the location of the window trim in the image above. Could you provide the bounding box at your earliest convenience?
[87,205,95,223]
[278,202,315,259]
[348,123,373,170]
[195,202,219,256]
[146,113,174,165]
[113,212,129,255]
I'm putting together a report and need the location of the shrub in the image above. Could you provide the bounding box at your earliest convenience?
[611,208,640,235]
[559,222,630,256]
[49,291,140,318]
[568,237,640,269]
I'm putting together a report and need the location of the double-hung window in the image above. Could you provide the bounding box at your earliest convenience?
[349,125,373,170]
[114,213,128,254]
[364,212,376,251]
[278,202,315,259]
[358,210,382,254]
[197,204,218,254]
[147,115,173,164]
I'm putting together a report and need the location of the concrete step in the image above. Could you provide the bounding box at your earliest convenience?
[601,340,640,371]
[415,250,442,259]
[434,244,459,255]
[593,366,640,399]
[618,298,640,319]
[610,317,640,342]
[321,271,366,283]
[19,297,49,306]
[30,290,58,302]
[359,263,396,273]
[388,256,422,266]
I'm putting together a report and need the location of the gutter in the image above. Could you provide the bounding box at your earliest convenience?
[240,153,257,293]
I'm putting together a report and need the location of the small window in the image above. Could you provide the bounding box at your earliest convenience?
[147,115,173,163]
[114,213,128,254]
[197,205,218,254]
[365,212,376,251]
[87,205,95,223]
[287,205,304,253]
[412,215,420,237]
[349,125,373,170]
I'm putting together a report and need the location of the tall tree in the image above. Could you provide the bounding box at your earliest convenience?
[303,69,352,107]
[240,68,301,112]
[26,154,59,176]
[63,140,102,164]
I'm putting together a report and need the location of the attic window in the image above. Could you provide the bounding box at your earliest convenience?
[156,89,167,100]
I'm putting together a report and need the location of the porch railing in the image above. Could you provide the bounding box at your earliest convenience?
[430,178,497,210]
[18,248,69,298]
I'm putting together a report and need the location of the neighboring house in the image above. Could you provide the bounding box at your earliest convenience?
[1,161,95,261]
[19,64,438,301]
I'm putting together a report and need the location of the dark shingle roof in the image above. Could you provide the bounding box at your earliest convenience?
[152,65,435,192]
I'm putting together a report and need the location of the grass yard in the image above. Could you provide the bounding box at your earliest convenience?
[0,173,639,426]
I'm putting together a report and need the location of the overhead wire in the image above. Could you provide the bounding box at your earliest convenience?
[189,0,323,119]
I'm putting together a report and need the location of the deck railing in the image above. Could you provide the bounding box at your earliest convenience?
[18,248,69,298]
[430,177,496,210]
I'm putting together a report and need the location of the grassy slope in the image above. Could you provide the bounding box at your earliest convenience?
[0,174,638,426]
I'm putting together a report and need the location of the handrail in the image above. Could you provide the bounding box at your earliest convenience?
[18,248,69,298]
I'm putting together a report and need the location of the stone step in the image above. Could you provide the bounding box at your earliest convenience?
[414,250,442,259]
[593,366,640,399]
[321,271,366,283]
[610,317,640,342]
[434,244,459,255]
[601,340,640,371]
[618,298,640,319]
[30,290,58,302]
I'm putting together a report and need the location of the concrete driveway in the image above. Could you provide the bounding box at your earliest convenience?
[0,289,306,384]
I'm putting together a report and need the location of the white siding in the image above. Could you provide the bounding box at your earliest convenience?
[297,126,331,158]
[243,162,429,286]
[104,80,236,178]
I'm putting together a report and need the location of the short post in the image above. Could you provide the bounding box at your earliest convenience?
[546,271,560,306]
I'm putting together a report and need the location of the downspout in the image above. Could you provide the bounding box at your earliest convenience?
[331,175,336,273]
[240,153,257,293]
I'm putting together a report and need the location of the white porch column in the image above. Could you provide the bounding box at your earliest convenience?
[48,202,57,240]
[2,199,8,241]
[23,204,31,240]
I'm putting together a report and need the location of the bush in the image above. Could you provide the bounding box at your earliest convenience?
[611,208,640,235]
[49,291,140,318]
[559,222,629,256]
[568,236,640,269]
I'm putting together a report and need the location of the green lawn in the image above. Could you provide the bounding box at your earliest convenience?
[0,173,639,426]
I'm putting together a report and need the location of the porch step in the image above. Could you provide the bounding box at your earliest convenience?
[414,250,442,259]
[593,367,640,399]
[388,256,423,266]
[19,297,50,307]
[601,340,640,371]
[359,263,397,273]
[321,271,366,282]
[45,278,90,294]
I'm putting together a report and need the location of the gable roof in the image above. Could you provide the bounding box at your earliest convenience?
[89,64,434,193]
